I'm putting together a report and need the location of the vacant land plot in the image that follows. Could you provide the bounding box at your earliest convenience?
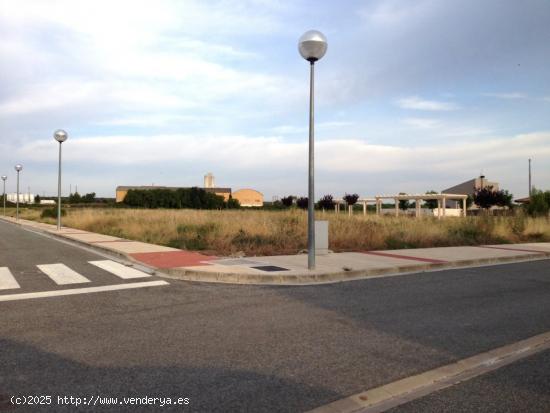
[8,207,550,257]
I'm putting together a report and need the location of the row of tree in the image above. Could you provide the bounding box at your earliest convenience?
[122,188,240,209]
[33,192,97,204]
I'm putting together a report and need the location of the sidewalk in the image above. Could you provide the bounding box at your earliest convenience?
[3,216,550,285]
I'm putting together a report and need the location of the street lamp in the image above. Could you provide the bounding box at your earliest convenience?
[14,164,22,220]
[298,30,327,270]
[54,129,68,230]
[1,175,6,216]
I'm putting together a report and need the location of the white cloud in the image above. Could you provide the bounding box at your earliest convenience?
[482,92,527,99]
[15,132,550,174]
[402,117,440,129]
[396,96,459,111]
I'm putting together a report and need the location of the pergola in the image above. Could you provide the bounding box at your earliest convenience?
[375,193,468,218]
[334,194,468,218]
[334,198,376,215]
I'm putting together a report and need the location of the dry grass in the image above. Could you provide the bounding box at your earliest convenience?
[8,207,550,256]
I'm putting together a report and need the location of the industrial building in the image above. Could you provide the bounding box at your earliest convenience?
[232,189,264,207]
[115,173,263,207]
[6,193,35,204]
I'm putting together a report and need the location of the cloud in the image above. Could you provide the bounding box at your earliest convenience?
[402,117,440,129]
[482,92,527,100]
[396,96,459,111]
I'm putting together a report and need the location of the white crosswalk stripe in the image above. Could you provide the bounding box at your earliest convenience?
[88,260,151,279]
[37,263,91,285]
[0,267,20,290]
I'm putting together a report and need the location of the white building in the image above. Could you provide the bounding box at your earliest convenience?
[6,193,35,204]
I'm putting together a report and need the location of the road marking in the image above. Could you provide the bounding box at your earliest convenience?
[0,267,20,290]
[0,280,169,302]
[307,331,550,413]
[37,263,91,285]
[88,260,151,279]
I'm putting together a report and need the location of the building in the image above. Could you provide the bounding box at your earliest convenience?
[6,193,35,204]
[116,173,263,207]
[232,189,264,207]
[442,175,499,208]
[204,172,215,188]
[115,186,231,203]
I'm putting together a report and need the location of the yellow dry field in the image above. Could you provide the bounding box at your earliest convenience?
[9,208,550,257]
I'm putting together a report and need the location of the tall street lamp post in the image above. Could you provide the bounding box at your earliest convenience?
[1,175,6,216]
[54,129,68,230]
[298,30,327,270]
[14,164,22,220]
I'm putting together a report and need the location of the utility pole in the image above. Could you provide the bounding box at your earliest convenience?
[529,158,533,198]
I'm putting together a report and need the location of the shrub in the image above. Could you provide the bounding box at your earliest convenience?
[317,194,335,210]
[343,193,359,206]
[280,196,294,207]
[41,208,66,218]
[123,187,224,209]
[398,193,410,211]
[525,188,550,217]
[424,190,439,210]
[296,197,309,209]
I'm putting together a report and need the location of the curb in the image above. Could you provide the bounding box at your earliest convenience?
[2,217,549,286]
[162,253,550,286]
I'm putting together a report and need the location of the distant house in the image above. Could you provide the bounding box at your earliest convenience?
[442,175,499,208]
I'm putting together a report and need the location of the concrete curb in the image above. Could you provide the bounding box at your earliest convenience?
[2,216,549,286]
[162,253,550,286]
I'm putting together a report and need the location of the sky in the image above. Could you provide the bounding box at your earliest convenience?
[1,0,549,200]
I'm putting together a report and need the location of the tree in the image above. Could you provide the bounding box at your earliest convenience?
[525,188,550,217]
[281,196,294,207]
[495,190,513,208]
[82,192,96,203]
[473,186,513,211]
[343,193,359,215]
[398,192,410,211]
[317,194,335,211]
[69,192,81,204]
[424,190,439,210]
[34,194,41,204]
[225,196,240,209]
[296,197,308,209]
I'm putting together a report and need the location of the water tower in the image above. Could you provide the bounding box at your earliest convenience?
[204,172,215,188]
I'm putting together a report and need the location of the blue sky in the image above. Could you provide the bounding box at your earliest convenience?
[0,0,549,199]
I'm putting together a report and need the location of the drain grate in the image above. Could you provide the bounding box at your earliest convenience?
[251,265,289,272]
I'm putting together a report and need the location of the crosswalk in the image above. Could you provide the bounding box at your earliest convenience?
[0,260,152,291]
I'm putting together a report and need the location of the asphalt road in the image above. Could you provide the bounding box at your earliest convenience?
[1,220,549,412]
[389,349,550,413]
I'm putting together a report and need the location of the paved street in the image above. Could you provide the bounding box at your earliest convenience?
[1,220,550,412]
[390,349,550,413]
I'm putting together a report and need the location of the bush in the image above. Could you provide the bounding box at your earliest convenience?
[123,187,225,209]
[525,189,550,217]
[281,196,294,207]
[296,197,309,209]
[41,208,66,218]
[343,193,359,206]
[317,194,335,210]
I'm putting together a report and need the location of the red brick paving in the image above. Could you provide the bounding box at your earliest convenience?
[130,250,217,268]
